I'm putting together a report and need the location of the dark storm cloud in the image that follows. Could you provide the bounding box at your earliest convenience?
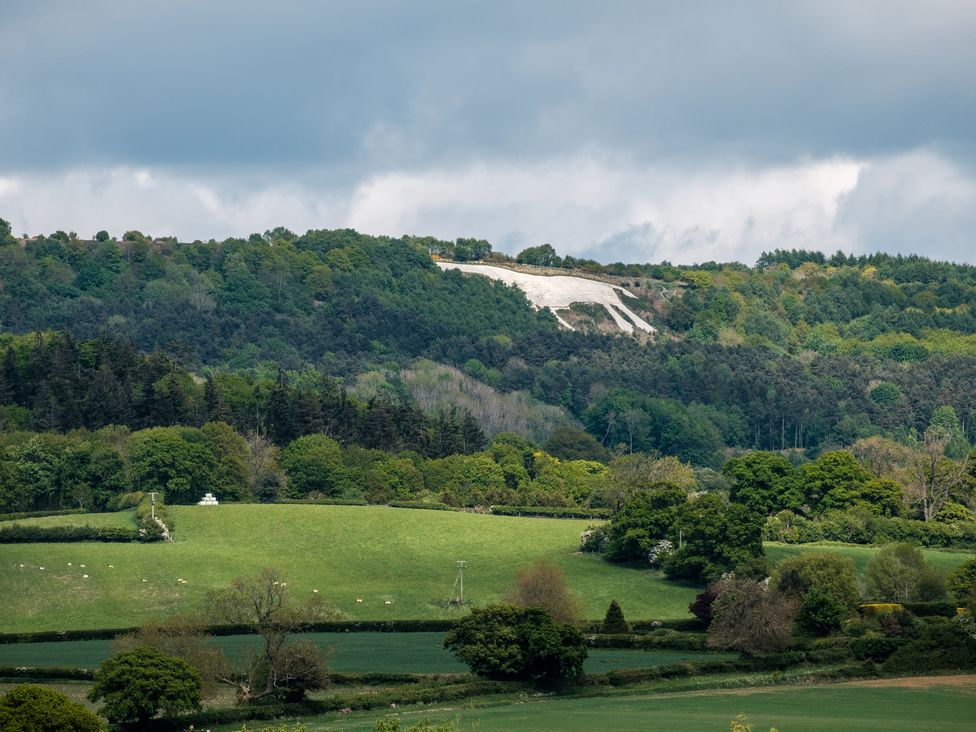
[2,0,974,172]
[1,1,974,263]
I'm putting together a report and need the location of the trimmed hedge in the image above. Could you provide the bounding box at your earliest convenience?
[585,630,707,651]
[0,524,141,543]
[0,508,88,522]
[765,511,976,549]
[0,618,698,644]
[0,666,95,681]
[900,601,960,618]
[491,505,612,519]
[388,501,456,511]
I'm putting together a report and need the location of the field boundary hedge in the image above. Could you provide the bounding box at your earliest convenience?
[388,500,455,511]
[0,618,699,643]
[0,524,144,543]
[490,505,612,519]
[0,508,88,522]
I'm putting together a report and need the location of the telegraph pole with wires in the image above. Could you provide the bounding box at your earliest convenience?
[148,491,159,522]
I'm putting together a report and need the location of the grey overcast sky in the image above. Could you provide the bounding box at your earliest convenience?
[1,0,975,264]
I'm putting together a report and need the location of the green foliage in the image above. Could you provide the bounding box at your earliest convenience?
[279,434,342,498]
[602,600,629,634]
[770,552,859,611]
[946,557,976,603]
[723,452,801,514]
[796,587,848,636]
[0,684,106,732]
[543,426,610,463]
[0,523,140,543]
[127,427,216,505]
[864,543,947,602]
[604,487,686,564]
[443,605,587,684]
[664,494,765,583]
[88,645,202,725]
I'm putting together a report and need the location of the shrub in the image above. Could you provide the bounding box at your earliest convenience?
[771,552,859,611]
[89,646,202,725]
[850,633,900,662]
[946,558,976,604]
[796,587,848,637]
[0,684,106,731]
[707,578,798,654]
[863,543,946,602]
[505,559,582,624]
[579,523,609,552]
[443,605,587,685]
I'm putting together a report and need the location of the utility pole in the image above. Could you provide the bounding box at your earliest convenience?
[451,560,467,605]
[148,491,158,522]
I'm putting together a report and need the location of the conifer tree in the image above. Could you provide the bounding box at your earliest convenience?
[602,600,629,634]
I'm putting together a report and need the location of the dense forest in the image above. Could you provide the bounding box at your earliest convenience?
[1,221,975,570]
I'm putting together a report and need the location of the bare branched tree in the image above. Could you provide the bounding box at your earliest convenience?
[907,428,971,521]
[209,568,337,703]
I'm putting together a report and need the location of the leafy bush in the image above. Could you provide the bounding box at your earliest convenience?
[850,633,901,661]
[89,646,202,725]
[0,684,106,731]
[946,557,976,603]
[444,605,587,685]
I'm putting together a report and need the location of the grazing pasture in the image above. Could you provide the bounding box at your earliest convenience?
[0,505,696,632]
[2,506,971,634]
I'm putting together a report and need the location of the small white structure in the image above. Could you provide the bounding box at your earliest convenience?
[197,492,219,506]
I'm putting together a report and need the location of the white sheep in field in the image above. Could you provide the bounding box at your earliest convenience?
[82,574,88,579]
[384,600,393,605]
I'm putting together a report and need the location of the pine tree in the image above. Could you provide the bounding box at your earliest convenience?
[602,600,629,634]
[460,410,487,454]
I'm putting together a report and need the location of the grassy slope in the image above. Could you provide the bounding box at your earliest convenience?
[0,633,728,674]
[0,505,695,632]
[3,506,971,633]
[766,542,973,575]
[284,680,976,732]
[2,511,137,529]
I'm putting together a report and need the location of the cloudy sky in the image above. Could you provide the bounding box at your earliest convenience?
[1,1,974,264]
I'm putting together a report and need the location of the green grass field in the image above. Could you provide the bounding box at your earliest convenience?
[0,632,729,674]
[2,511,137,529]
[766,541,973,575]
[0,505,696,632]
[240,678,976,731]
[2,505,971,633]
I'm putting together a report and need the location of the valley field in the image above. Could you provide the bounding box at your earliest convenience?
[220,677,976,732]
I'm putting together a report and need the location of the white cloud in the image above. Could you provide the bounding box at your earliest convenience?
[1,150,973,264]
